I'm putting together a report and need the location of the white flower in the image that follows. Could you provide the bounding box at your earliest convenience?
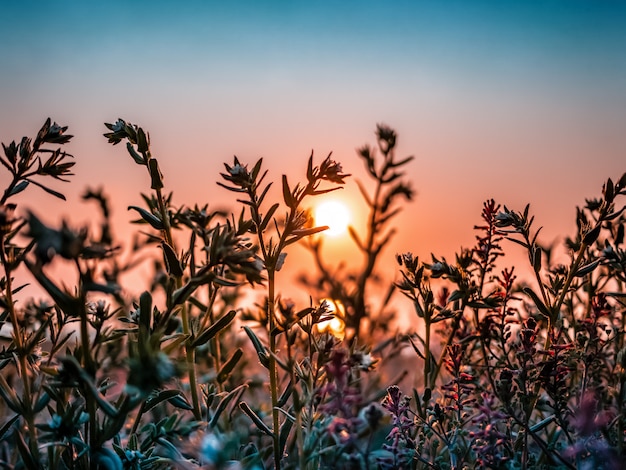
[112,119,126,132]
[358,353,375,370]
[229,163,247,177]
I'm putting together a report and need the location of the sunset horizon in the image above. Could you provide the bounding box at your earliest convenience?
[2,2,626,468]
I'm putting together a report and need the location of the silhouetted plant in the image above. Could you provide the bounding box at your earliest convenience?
[1,117,626,470]
[301,124,414,342]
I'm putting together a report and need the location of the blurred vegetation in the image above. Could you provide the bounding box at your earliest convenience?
[0,118,625,469]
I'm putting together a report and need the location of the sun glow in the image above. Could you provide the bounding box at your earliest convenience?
[314,200,351,237]
[317,299,346,340]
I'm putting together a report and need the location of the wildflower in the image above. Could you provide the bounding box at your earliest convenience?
[229,163,247,177]
[219,158,254,190]
[470,392,511,467]
[354,352,376,370]
[429,261,445,278]
[379,386,416,470]
[87,299,110,317]
[494,210,518,228]
[37,409,89,442]
[48,122,65,138]
[111,120,125,133]
[318,157,350,185]
[103,118,138,146]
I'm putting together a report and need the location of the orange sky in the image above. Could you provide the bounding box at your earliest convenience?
[2,1,626,308]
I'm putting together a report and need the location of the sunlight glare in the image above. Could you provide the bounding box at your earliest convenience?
[317,299,346,340]
[315,200,350,237]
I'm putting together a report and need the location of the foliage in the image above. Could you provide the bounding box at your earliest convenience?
[0,118,625,470]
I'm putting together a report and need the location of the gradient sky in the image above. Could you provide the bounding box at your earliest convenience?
[1,1,626,289]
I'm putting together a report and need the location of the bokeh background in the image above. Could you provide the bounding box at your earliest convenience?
[2,0,625,305]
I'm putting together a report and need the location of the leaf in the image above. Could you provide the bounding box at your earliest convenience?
[251,158,263,181]
[243,326,269,368]
[354,179,373,207]
[9,180,29,197]
[504,237,529,249]
[522,287,553,319]
[257,181,273,207]
[279,413,294,456]
[209,384,248,428]
[171,281,198,307]
[0,415,19,441]
[290,226,327,238]
[50,331,75,356]
[161,242,183,277]
[161,333,189,354]
[389,155,415,168]
[144,389,191,413]
[277,381,292,408]
[575,259,601,277]
[413,388,424,419]
[149,158,163,190]
[25,178,66,200]
[275,407,296,423]
[212,275,240,287]
[139,291,152,332]
[530,415,556,433]
[0,373,22,414]
[532,245,542,273]
[583,223,602,245]
[216,181,247,193]
[126,142,145,165]
[168,393,193,411]
[24,260,80,314]
[606,292,626,298]
[448,290,465,302]
[407,335,425,359]
[33,392,50,413]
[260,203,280,231]
[190,310,237,348]
[605,177,615,202]
[137,127,149,153]
[16,431,38,470]
[282,175,295,208]
[604,205,626,221]
[128,206,164,230]
[275,252,287,272]
[348,226,365,251]
[217,348,243,383]
[239,402,273,436]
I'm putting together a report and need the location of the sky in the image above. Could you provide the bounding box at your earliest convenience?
[1,0,626,297]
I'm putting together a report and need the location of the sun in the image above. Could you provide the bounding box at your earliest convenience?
[317,299,346,339]
[314,200,351,236]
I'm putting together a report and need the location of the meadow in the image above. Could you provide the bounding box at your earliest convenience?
[0,118,625,469]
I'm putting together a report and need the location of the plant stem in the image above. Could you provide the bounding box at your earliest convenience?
[424,314,432,389]
[352,180,382,341]
[286,336,305,470]
[1,244,39,460]
[154,184,202,420]
[267,269,282,469]
[75,263,98,460]
[552,242,587,321]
